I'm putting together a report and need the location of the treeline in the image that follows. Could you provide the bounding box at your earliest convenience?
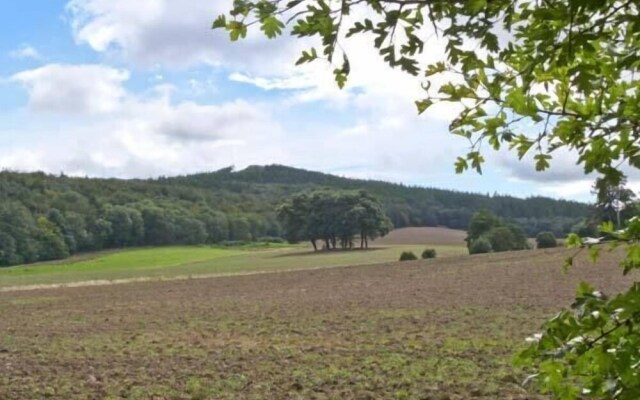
[0,171,282,266]
[163,165,591,236]
[0,165,592,266]
[277,190,391,250]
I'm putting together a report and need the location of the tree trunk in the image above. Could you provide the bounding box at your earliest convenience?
[311,239,318,251]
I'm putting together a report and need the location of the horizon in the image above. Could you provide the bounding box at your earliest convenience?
[0,163,591,203]
[0,0,610,202]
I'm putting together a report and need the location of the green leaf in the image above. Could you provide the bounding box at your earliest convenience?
[334,69,347,89]
[482,32,499,52]
[563,256,573,272]
[415,99,433,114]
[212,15,226,30]
[534,154,551,171]
[467,0,487,13]
[295,48,318,65]
[261,16,285,39]
[468,152,484,174]
[566,233,582,248]
[454,157,468,174]
[228,21,248,41]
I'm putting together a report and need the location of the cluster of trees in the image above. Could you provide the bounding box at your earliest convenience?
[277,190,392,250]
[536,232,558,249]
[466,210,529,255]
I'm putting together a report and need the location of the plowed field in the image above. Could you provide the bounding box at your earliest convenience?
[0,248,635,399]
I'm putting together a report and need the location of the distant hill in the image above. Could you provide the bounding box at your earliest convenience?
[160,164,590,234]
[0,165,590,266]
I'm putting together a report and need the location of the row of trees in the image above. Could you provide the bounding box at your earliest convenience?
[277,190,392,250]
[0,198,282,267]
[466,210,530,254]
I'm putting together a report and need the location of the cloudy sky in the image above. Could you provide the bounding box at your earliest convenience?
[0,0,599,201]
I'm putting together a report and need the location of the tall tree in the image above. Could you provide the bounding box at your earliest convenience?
[593,177,637,228]
[353,191,393,248]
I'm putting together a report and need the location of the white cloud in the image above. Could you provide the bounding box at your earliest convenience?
[142,99,277,143]
[536,180,594,199]
[2,63,288,178]
[498,147,589,183]
[11,64,129,114]
[187,78,216,96]
[9,44,41,60]
[63,0,463,133]
[0,103,286,178]
[229,72,316,91]
[65,0,304,72]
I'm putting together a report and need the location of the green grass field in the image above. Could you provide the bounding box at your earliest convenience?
[0,243,466,290]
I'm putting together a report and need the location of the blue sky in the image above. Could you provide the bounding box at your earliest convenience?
[0,0,596,200]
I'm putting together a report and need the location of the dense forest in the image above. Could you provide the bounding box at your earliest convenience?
[0,165,591,266]
[162,165,591,234]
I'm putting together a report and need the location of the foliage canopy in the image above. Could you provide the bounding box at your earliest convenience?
[277,190,392,250]
[421,248,437,259]
[399,251,418,261]
[466,210,528,254]
[536,231,558,249]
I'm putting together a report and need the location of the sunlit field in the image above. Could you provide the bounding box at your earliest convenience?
[0,229,467,290]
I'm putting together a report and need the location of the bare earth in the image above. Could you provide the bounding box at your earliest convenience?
[374,227,467,246]
[0,248,636,399]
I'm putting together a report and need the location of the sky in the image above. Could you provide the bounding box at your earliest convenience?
[0,0,601,201]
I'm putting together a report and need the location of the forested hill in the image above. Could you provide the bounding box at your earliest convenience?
[161,164,590,232]
[0,165,590,266]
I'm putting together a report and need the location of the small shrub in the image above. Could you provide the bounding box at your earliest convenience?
[536,231,557,249]
[469,237,492,254]
[421,248,437,259]
[399,251,418,261]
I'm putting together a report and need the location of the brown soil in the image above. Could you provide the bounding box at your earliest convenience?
[0,248,635,399]
[374,227,467,246]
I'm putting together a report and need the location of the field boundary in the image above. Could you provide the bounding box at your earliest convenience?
[0,261,395,293]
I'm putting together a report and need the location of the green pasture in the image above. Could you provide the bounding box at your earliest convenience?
[0,244,466,289]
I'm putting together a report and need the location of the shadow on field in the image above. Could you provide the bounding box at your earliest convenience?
[273,247,388,258]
